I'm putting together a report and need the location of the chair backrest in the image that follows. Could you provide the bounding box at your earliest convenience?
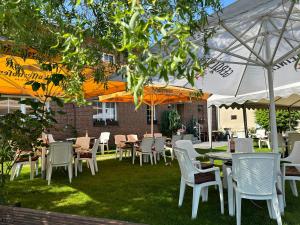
[232,153,280,196]
[256,129,266,138]
[175,140,200,160]
[154,133,162,138]
[174,147,198,183]
[48,142,73,165]
[287,141,300,164]
[182,134,193,141]
[47,134,55,143]
[76,137,90,150]
[236,131,246,138]
[288,132,300,150]
[235,138,254,153]
[91,139,100,158]
[114,135,126,146]
[100,132,110,142]
[140,137,154,153]
[144,133,153,138]
[171,134,182,147]
[127,134,138,142]
[154,137,166,153]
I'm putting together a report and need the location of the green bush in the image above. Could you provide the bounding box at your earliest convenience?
[160,110,181,137]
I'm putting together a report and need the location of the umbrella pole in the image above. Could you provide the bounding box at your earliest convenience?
[242,105,248,138]
[207,106,213,149]
[151,104,154,137]
[265,30,279,152]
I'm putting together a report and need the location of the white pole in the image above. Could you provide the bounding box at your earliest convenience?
[151,104,154,136]
[242,105,248,138]
[265,26,279,152]
[207,106,213,149]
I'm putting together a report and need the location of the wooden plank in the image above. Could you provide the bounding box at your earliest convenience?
[0,205,145,225]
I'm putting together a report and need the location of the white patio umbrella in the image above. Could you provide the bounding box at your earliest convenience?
[193,0,300,152]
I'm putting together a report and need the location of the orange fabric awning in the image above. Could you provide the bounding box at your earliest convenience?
[99,85,209,105]
[0,54,125,99]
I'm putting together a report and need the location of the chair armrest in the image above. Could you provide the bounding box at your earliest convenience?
[283,163,300,168]
[195,166,220,174]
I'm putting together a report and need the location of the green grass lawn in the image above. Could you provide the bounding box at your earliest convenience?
[3,147,300,225]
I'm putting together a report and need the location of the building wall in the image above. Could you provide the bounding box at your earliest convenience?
[50,100,214,144]
[217,107,257,133]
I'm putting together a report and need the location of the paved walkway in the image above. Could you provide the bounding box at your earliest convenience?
[193,141,227,149]
[0,205,145,225]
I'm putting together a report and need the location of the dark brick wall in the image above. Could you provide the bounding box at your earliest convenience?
[50,100,215,144]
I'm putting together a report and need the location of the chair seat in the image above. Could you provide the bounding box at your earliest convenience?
[79,152,93,158]
[16,155,39,163]
[201,163,214,169]
[286,166,300,176]
[194,172,215,184]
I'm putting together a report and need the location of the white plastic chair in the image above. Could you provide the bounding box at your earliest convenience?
[114,135,130,161]
[236,131,246,138]
[182,134,194,141]
[235,138,254,153]
[154,133,162,138]
[227,153,282,225]
[256,129,270,149]
[282,141,300,205]
[287,132,300,154]
[154,137,167,163]
[10,151,39,181]
[75,136,90,151]
[127,134,138,142]
[174,147,224,219]
[144,133,153,138]
[46,142,73,185]
[175,140,204,168]
[47,134,55,143]
[165,134,182,160]
[132,137,155,166]
[75,139,100,176]
[99,132,110,154]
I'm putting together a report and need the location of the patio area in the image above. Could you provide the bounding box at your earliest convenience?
[3,147,300,225]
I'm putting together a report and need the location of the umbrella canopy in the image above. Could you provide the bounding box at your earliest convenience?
[193,0,300,151]
[208,82,300,109]
[99,85,209,135]
[0,53,125,99]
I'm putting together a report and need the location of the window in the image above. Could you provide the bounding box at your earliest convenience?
[146,105,157,124]
[231,115,237,120]
[0,97,27,116]
[102,53,114,64]
[93,102,117,125]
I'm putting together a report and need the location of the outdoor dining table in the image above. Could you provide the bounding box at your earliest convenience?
[121,140,141,158]
[205,151,232,164]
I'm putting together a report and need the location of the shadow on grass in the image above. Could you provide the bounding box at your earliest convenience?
[3,149,300,225]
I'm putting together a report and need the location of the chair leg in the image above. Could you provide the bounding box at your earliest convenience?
[119,150,123,161]
[201,187,208,202]
[163,152,166,163]
[236,192,242,225]
[282,178,286,206]
[10,164,17,181]
[75,158,78,177]
[150,154,153,165]
[192,185,201,219]
[171,148,174,160]
[178,177,186,207]
[289,180,298,197]
[16,164,23,177]
[68,163,72,183]
[132,150,135,164]
[30,162,35,180]
[272,195,283,225]
[218,180,224,214]
[267,200,275,219]
[35,160,39,176]
[88,159,95,175]
[93,158,98,172]
[139,154,142,166]
[47,165,53,185]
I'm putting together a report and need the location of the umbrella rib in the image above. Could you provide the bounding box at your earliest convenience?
[268,20,296,49]
[274,42,300,65]
[234,22,264,97]
[270,2,295,64]
[221,22,267,65]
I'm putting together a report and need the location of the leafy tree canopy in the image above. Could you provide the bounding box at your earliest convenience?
[255,109,300,132]
[0,0,221,106]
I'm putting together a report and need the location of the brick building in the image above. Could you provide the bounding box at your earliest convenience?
[50,99,218,144]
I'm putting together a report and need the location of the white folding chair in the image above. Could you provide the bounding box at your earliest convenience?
[99,132,110,154]
[227,153,282,225]
[174,147,224,219]
[46,142,73,185]
[132,137,155,166]
[75,139,100,176]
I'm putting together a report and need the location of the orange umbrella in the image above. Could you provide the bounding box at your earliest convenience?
[99,85,209,135]
[0,53,126,99]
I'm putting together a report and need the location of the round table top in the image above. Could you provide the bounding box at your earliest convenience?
[205,152,232,161]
